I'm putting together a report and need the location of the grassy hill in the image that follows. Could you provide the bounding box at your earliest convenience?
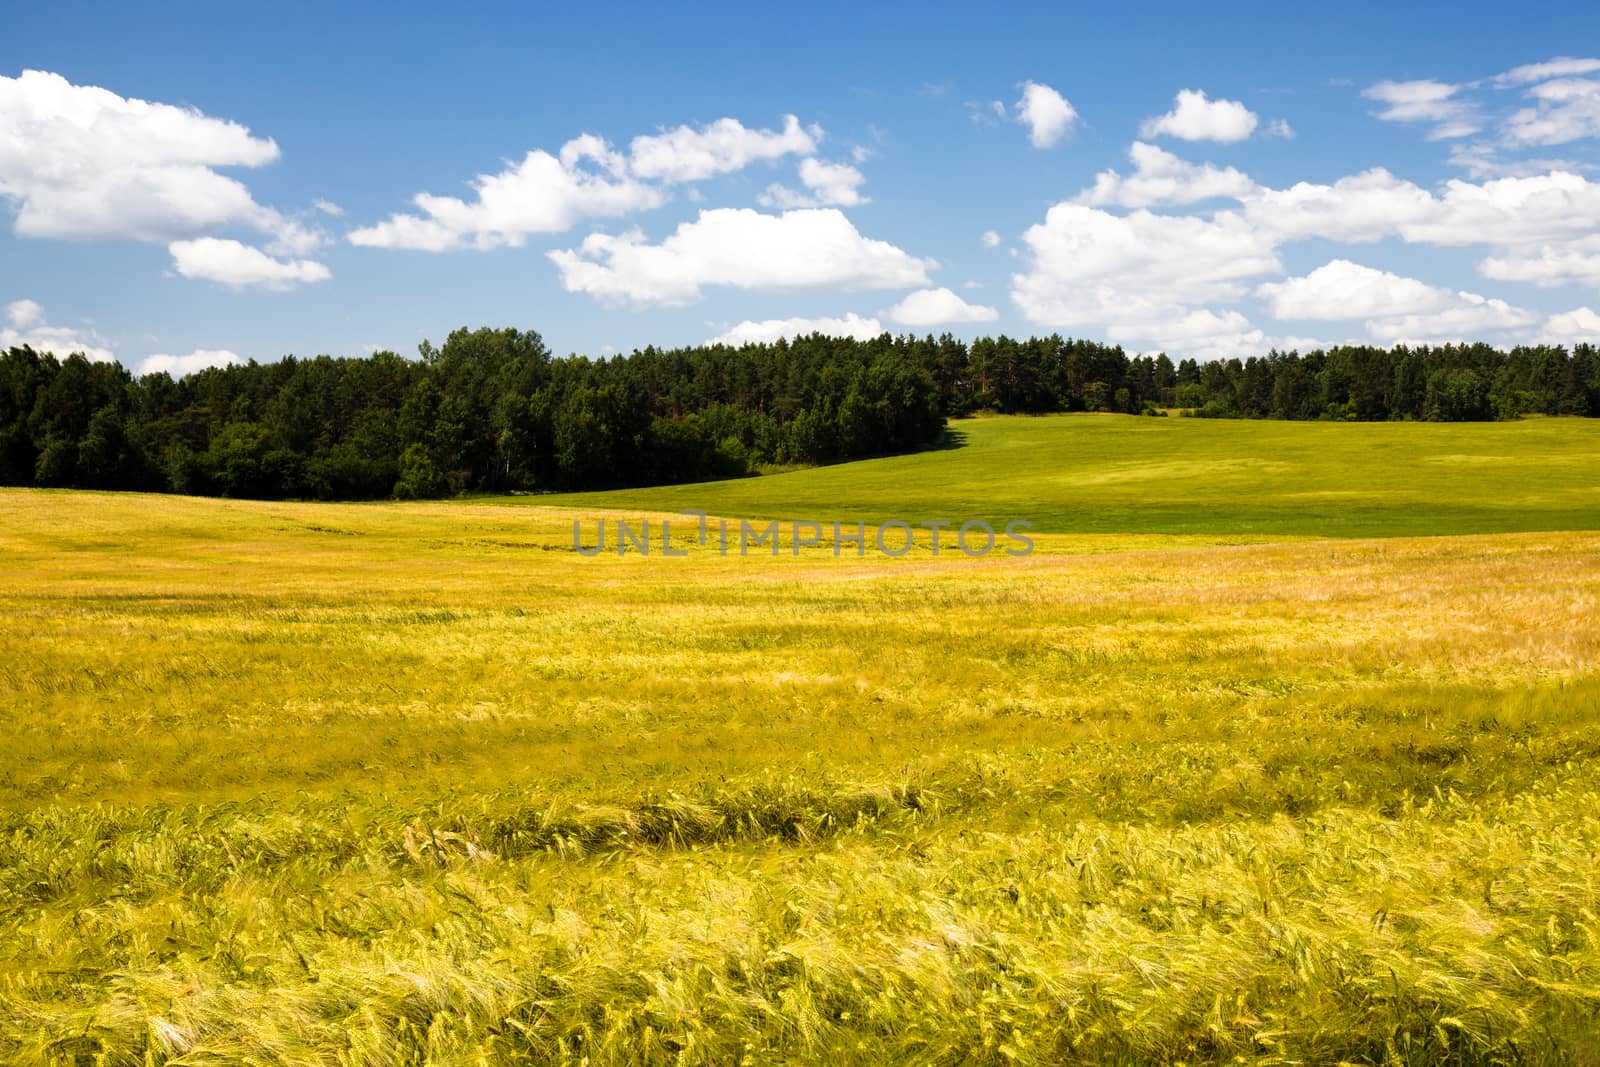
[525,413,1600,537]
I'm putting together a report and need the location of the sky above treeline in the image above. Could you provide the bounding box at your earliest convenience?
[4,0,1600,374]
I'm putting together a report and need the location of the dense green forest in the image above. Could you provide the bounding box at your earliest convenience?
[2,328,1597,499]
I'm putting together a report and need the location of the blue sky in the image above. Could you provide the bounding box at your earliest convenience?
[4,1,1600,374]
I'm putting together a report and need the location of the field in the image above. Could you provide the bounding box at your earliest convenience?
[537,414,1600,537]
[2,415,1600,1065]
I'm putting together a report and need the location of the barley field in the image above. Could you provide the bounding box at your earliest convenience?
[3,416,1600,1064]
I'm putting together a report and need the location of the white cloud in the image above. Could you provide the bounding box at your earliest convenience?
[1256,259,1535,343]
[709,313,883,346]
[1367,58,1600,150]
[0,69,304,247]
[981,229,1001,249]
[1446,141,1595,179]
[1010,203,1281,329]
[5,298,43,329]
[169,237,331,290]
[1265,118,1295,139]
[1495,57,1600,87]
[1362,79,1480,139]
[1365,293,1538,344]
[138,348,241,377]
[548,207,935,306]
[886,287,998,326]
[1077,141,1256,208]
[351,115,831,251]
[1405,171,1600,246]
[797,158,867,206]
[759,158,868,208]
[312,198,344,217]
[348,136,662,251]
[1102,309,1331,362]
[0,300,115,361]
[261,214,328,257]
[1541,306,1600,344]
[1479,235,1600,288]
[1242,168,1440,243]
[1257,260,1455,320]
[1502,76,1600,146]
[1015,81,1077,148]
[1140,89,1259,143]
[1106,308,1267,362]
[628,115,818,183]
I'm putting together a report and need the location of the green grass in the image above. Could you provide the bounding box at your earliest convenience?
[3,417,1600,1064]
[527,413,1600,537]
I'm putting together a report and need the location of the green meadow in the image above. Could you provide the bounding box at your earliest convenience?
[536,413,1600,537]
[2,415,1599,1064]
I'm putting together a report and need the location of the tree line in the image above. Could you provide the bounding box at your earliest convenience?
[2,328,1596,499]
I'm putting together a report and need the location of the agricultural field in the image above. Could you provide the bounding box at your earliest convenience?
[2,415,1599,1064]
[543,413,1600,538]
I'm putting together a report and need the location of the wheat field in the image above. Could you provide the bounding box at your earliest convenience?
[3,418,1600,1064]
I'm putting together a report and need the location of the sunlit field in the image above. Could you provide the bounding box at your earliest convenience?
[3,416,1600,1064]
[539,413,1600,537]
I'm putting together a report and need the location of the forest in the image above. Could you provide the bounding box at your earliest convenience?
[2,328,1597,499]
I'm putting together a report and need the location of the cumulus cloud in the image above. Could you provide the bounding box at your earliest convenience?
[1257,260,1456,320]
[1362,79,1480,139]
[138,348,241,377]
[1015,81,1077,148]
[6,298,43,329]
[1479,235,1600,288]
[759,158,868,208]
[348,135,662,251]
[1106,308,1268,363]
[169,237,331,290]
[709,313,883,346]
[1364,293,1538,344]
[981,229,1001,249]
[1245,169,1600,251]
[1257,259,1536,343]
[0,69,285,244]
[799,158,868,205]
[0,300,115,361]
[548,208,935,306]
[1010,202,1281,330]
[1011,144,1600,357]
[1402,171,1600,246]
[0,68,334,284]
[1541,306,1600,344]
[1140,89,1259,143]
[629,115,819,183]
[886,287,998,326]
[1242,168,1442,243]
[351,115,833,252]
[1077,142,1255,208]
[0,68,327,268]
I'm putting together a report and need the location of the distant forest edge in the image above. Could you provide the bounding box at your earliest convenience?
[4,328,1599,499]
